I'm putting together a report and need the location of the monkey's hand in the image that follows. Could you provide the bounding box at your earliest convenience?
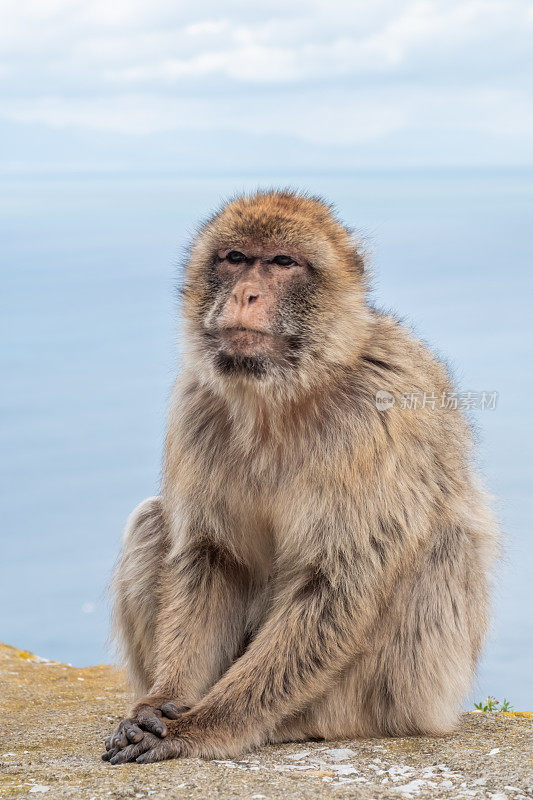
[105,716,234,764]
[102,696,190,762]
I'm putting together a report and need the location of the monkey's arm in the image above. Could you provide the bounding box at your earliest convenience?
[109,494,423,763]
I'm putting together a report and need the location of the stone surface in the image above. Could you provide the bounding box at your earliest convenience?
[0,643,531,799]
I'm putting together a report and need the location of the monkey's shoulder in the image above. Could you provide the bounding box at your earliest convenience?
[358,308,456,398]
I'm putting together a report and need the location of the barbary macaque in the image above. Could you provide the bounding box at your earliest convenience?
[102,191,497,764]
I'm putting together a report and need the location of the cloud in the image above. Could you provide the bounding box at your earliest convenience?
[98,1,529,85]
[0,0,532,165]
[2,0,530,85]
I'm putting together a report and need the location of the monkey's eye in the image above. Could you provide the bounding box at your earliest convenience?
[226,250,247,264]
[271,255,296,267]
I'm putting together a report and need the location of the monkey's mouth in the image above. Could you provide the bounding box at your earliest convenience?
[219,326,274,356]
[204,325,304,377]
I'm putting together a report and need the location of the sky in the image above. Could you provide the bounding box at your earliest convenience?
[1,1,533,703]
[1,0,532,172]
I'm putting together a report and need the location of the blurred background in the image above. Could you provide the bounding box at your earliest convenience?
[1,1,532,708]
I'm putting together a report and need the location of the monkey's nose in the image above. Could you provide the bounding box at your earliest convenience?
[232,287,260,307]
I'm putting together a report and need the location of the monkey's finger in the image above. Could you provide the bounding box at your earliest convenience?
[160,702,188,719]
[136,707,167,737]
[104,736,112,750]
[102,746,120,762]
[124,722,144,743]
[110,738,153,765]
[111,729,129,749]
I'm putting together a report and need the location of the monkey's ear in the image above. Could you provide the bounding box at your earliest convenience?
[348,233,365,276]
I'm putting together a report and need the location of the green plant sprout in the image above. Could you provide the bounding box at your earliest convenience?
[474,696,514,712]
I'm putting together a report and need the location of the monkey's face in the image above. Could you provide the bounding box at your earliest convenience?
[202,245,314,378]
[183,192,367,386]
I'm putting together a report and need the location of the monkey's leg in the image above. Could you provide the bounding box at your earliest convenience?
[105,527,252,763]
[104,497,172,755]
[112,496,166,697]
[278,521,492,741]
[356,520,490,738]
[145,536,251,706]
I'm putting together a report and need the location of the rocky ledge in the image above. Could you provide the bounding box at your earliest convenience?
[0,643,531,800]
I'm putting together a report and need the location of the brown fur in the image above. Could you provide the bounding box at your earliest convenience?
[103,190,498,764]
